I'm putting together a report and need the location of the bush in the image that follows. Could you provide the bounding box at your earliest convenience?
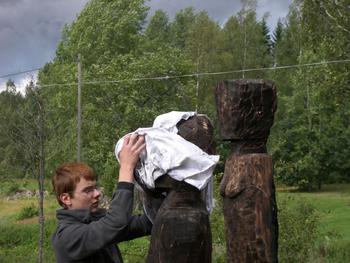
[17,203,39,220]
[321,240,350,263]
[0,219,56,262]
[278,195,319,263]
[211,173,226,263]
[100,152,119,198]
[0,180,20,196]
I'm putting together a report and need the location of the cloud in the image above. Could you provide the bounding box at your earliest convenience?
[0,0,24,7]
[0,0,89,91]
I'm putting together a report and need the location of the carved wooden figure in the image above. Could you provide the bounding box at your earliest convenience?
[215,79,278,263]
[143,115,215,263]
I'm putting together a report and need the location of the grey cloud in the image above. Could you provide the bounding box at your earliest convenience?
[0,0,88,88]
[0,0,23,7]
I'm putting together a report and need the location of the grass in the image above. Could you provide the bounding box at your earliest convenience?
[277,184,350,263]
[278,184,350,241]
[0,179,349,262]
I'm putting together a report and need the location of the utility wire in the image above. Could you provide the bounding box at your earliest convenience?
[42,58,350,88]
[4,58,350,88]
[0,67,41,79]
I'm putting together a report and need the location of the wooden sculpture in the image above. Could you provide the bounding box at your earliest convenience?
[144,115,215,263]
[215,79,278,263]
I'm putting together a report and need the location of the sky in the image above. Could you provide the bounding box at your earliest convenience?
[0,0,292,93]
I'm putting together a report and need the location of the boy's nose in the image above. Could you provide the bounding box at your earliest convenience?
[94,188,101,198]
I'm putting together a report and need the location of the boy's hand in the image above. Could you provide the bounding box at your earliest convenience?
[118,134,145,183]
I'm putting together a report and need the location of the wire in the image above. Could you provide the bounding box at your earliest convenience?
[0,68,41,79]
[48,58,350,87]
[4,58,350,88]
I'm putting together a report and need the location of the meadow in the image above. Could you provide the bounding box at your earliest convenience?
[0,179,349,263]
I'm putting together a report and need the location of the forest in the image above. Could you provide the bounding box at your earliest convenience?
[1,0,349,191]
[0,0,350,262]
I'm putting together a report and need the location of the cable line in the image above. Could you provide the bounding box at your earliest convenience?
[6,58,350,88]
[74,58,350,86]
[0,67,41,79]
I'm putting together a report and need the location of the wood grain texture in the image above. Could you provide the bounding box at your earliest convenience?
[144,114,214,263]
[146,189,212,263]
[220,154,278,263]
[215,79,277,154]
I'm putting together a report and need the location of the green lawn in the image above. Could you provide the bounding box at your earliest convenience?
[278,184,350,241]
[0,180,349,262]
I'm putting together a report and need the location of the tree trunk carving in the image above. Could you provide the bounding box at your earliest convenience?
[215,79,278,263]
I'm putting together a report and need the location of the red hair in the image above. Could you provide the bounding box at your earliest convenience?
[52,162,96,207]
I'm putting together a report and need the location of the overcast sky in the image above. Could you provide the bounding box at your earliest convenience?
[0,0,292,92]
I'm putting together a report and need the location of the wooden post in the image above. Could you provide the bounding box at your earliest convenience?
[38,96,45,263]
[215,79,278,263]
[77,54,82,162]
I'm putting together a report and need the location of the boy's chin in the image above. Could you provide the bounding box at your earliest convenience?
[91,204,99,212]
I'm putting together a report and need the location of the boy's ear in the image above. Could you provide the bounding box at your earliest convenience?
[60,193,72,208]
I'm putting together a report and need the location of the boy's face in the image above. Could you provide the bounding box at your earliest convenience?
[62,178,101,212]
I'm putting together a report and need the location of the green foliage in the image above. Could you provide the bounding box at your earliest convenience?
[211,173,226,262]
[55,0,148,65]
[36,0,198,178]
[99,152,119,197]
[0,0,348,228]
[0,180,20,196]
[169,7,196,49]
[119,236,150,263]
[268,0,350,190]
[314,239,350,263]
[1,183,350,262]
[0,219,56,262]
[144,10,171,50]
[277,195,319,263]
[17,203,39,220]
[0,90,27,178]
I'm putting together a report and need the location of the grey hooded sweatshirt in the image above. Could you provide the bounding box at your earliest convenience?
[52,182,152,263]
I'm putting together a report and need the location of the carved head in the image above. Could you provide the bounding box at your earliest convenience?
[176,114,215,154]
[215,79,277,141]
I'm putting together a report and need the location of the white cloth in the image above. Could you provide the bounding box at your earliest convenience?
[115,111,219,213]
[152,111,196,133]
[115,127,219,190]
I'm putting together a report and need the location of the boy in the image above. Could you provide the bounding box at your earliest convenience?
[51,134,151,263]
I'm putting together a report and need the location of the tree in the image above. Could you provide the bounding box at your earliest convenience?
[271,19,283,65]
[260,17,272,62]
[169,7,196,49]
[54,0,149,66]
[38,0,196,182]
[5,79,16,93]
[0,89,26,178]
[144,10,171,50]
[221,3,273,79]
[185,11,221,116]
[269,0,350,190]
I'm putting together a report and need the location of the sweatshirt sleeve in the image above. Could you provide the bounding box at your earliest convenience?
[119,213,152,242]
[54,182,136,260]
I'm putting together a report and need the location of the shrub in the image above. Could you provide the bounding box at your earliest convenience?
[100,152,119,198]
[311,233,350,263]
[0,219,56,262]
[278,195,319,263]
[0,180,20,196]
[17,203,39,220]
[322,240,350,263]
[211,173,226,263]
